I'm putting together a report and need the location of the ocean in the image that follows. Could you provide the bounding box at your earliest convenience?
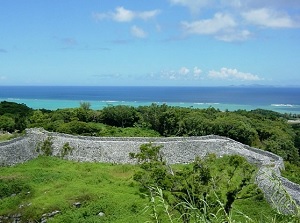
[0,86,300,114]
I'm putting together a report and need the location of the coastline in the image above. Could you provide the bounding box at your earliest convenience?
[1,97,300,114]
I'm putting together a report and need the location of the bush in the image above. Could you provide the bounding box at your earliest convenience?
[37,137,53,156]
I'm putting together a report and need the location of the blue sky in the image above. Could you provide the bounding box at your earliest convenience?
[0,0,300,86]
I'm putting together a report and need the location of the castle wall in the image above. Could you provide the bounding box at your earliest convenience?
[0,128,299,214]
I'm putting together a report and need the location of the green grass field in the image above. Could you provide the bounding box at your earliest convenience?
[0,156,298,223]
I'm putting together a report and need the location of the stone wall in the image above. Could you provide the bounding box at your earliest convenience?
[0,128,299,214]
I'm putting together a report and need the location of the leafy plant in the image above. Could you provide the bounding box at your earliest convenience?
[60,142,74,158]
[40,137,53,156]
[130,143,262,223]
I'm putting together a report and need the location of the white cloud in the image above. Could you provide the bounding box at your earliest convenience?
[193,67,202,77]
[160,66,203,81]
[93,7,160,23]
[171,0,300,12]
[216,29,251,42]
[138,10,161,20]
[182,13,236,35]
[181,13,251,42]
[113,7,135,22]
[242,8,299,28]
[131,25,147,38]
[222,0,300,10]
[208,68,262,81]
[161,70,177,80]
[179,67,190,75]
[169,0,211,13]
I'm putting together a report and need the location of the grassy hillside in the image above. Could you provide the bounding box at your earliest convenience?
[0,156,298,223]
[0,156,148,223]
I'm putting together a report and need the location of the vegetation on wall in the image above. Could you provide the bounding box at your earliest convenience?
[130,143,264,222]
[35,137,53,156]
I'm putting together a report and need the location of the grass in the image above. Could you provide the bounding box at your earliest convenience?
[0,156,299,222]
[0,156,149,223]
[0,132,21,142]
[146,187,300,223]
[282,161,300,184]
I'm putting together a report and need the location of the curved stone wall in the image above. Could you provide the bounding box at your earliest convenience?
[0,128,299,214]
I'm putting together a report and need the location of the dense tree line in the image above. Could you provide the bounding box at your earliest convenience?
[0,101,33,132]
[0,101,299,164]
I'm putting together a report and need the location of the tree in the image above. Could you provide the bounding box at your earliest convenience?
[138,104,184,136]
[29,110,50,128]
[101,105,139,128]
[0,115,15,132]
[0,101,32,117]
[130,144,260,223]
[57,120,99,135]
[79,101,91,110]
[0,101,33,132]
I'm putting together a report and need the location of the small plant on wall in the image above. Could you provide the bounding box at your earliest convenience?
[37,137,53,156]
[60,142,74,158]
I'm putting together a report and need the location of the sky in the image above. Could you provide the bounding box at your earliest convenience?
[0,0,300,86]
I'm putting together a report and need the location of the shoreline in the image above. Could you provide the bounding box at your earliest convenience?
[1,98,300,114]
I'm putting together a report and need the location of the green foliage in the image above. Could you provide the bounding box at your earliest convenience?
[212,114,259,145]
[0,101,32,131]
[130,144,264,222]
[0,178,31,199]
[50,108,77,123]
[248,108,286,120]
[57,121,99,135]
[29,110,50,128]
[130,143,163,164]
[0,157,148,222]
[60,142,74,158]
[0,101,32,117]
[101,105,140,128]
[282,162,300,184]
[0,132,19,142]
[0,115,15,132]
[2,101,300,164]
[137,104,184,136]
[38,137,53,156]
[145,186,300,223]
[0,156,296,222]
[79,101,91,110]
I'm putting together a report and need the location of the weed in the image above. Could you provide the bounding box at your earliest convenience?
[36,137,53,156]
[60,142,74,158]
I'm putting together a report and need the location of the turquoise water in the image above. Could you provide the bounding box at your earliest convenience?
[1,97,298,114]
[1,86,300,114]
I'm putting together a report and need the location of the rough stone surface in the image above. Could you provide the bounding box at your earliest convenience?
[98,212,105,217]
[0,128,299,214]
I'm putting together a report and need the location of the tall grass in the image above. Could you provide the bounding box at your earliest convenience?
[142,185,300,223]
[0,156,299,222]
[0,132,21,142]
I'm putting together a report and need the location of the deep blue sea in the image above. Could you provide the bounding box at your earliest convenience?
[0,86,300,114]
